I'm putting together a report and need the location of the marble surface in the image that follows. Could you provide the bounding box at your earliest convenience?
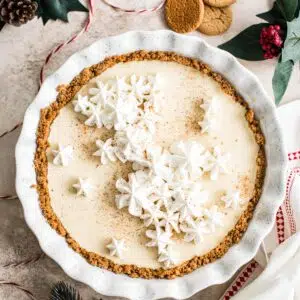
[0,0,299,299]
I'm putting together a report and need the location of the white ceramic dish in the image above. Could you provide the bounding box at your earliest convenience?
[15,30,287,300]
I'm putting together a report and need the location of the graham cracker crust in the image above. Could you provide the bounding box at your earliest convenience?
[34,51,266,279]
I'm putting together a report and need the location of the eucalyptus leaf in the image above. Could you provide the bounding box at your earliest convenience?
[272,56,294,104]
[276,0,298,21]
[282,15,300,62]
[36,0,88,25]
[257,2,286,25]
[218,24,267,61]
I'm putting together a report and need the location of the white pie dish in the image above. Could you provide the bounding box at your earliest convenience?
[15,30,286,300]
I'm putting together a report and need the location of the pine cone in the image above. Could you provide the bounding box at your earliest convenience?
[0,0,38,26]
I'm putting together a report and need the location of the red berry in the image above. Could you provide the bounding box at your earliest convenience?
[274,31,280,38]
[274,40,282,47]
[260,25,283,59]
[275,25,280,31]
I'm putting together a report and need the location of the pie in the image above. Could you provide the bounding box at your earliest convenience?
[35,51,266,279]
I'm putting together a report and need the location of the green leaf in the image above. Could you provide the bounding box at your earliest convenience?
[218,24,267,61]
[50,281,82,300]
[36,0,88,25]
[296,0,300,18]
[0,21,5,31]
[272,56,294,104]
[257,2,286,24]
[282,15,300,62]
[276,0,298,21]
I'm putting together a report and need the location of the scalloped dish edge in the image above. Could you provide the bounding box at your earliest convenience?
[15,30,287,300]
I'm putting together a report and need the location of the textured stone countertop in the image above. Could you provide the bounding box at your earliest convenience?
[0,0,299,299]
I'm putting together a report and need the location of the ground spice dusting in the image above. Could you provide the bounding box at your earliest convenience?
[186,99,204,133]
[34,51,266,279]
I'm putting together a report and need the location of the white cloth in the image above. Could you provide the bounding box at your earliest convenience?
[220,100,300,300]
[232,232,300,300]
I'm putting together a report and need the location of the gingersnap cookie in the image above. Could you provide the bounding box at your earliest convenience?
[165,0,204,33]
[198,5,232,36]
[203,0,235,8]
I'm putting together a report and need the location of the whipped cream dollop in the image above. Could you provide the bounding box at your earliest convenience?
[115,172,153,217]
[221,190,244,210]
[198,97,216,134]
[181,218,211,244]
[68,74,245,267]
[52,144,73,166]
[106,238,126,258]
[72,178,94,197]
[141,203,164,227]
[93,138,117,165]
[205,146,230,180]
[146,227,173,253]
[203,205,225,232]
[158,245,177,268]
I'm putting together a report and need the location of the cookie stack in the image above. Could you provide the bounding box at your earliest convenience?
[165,0,234,35]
